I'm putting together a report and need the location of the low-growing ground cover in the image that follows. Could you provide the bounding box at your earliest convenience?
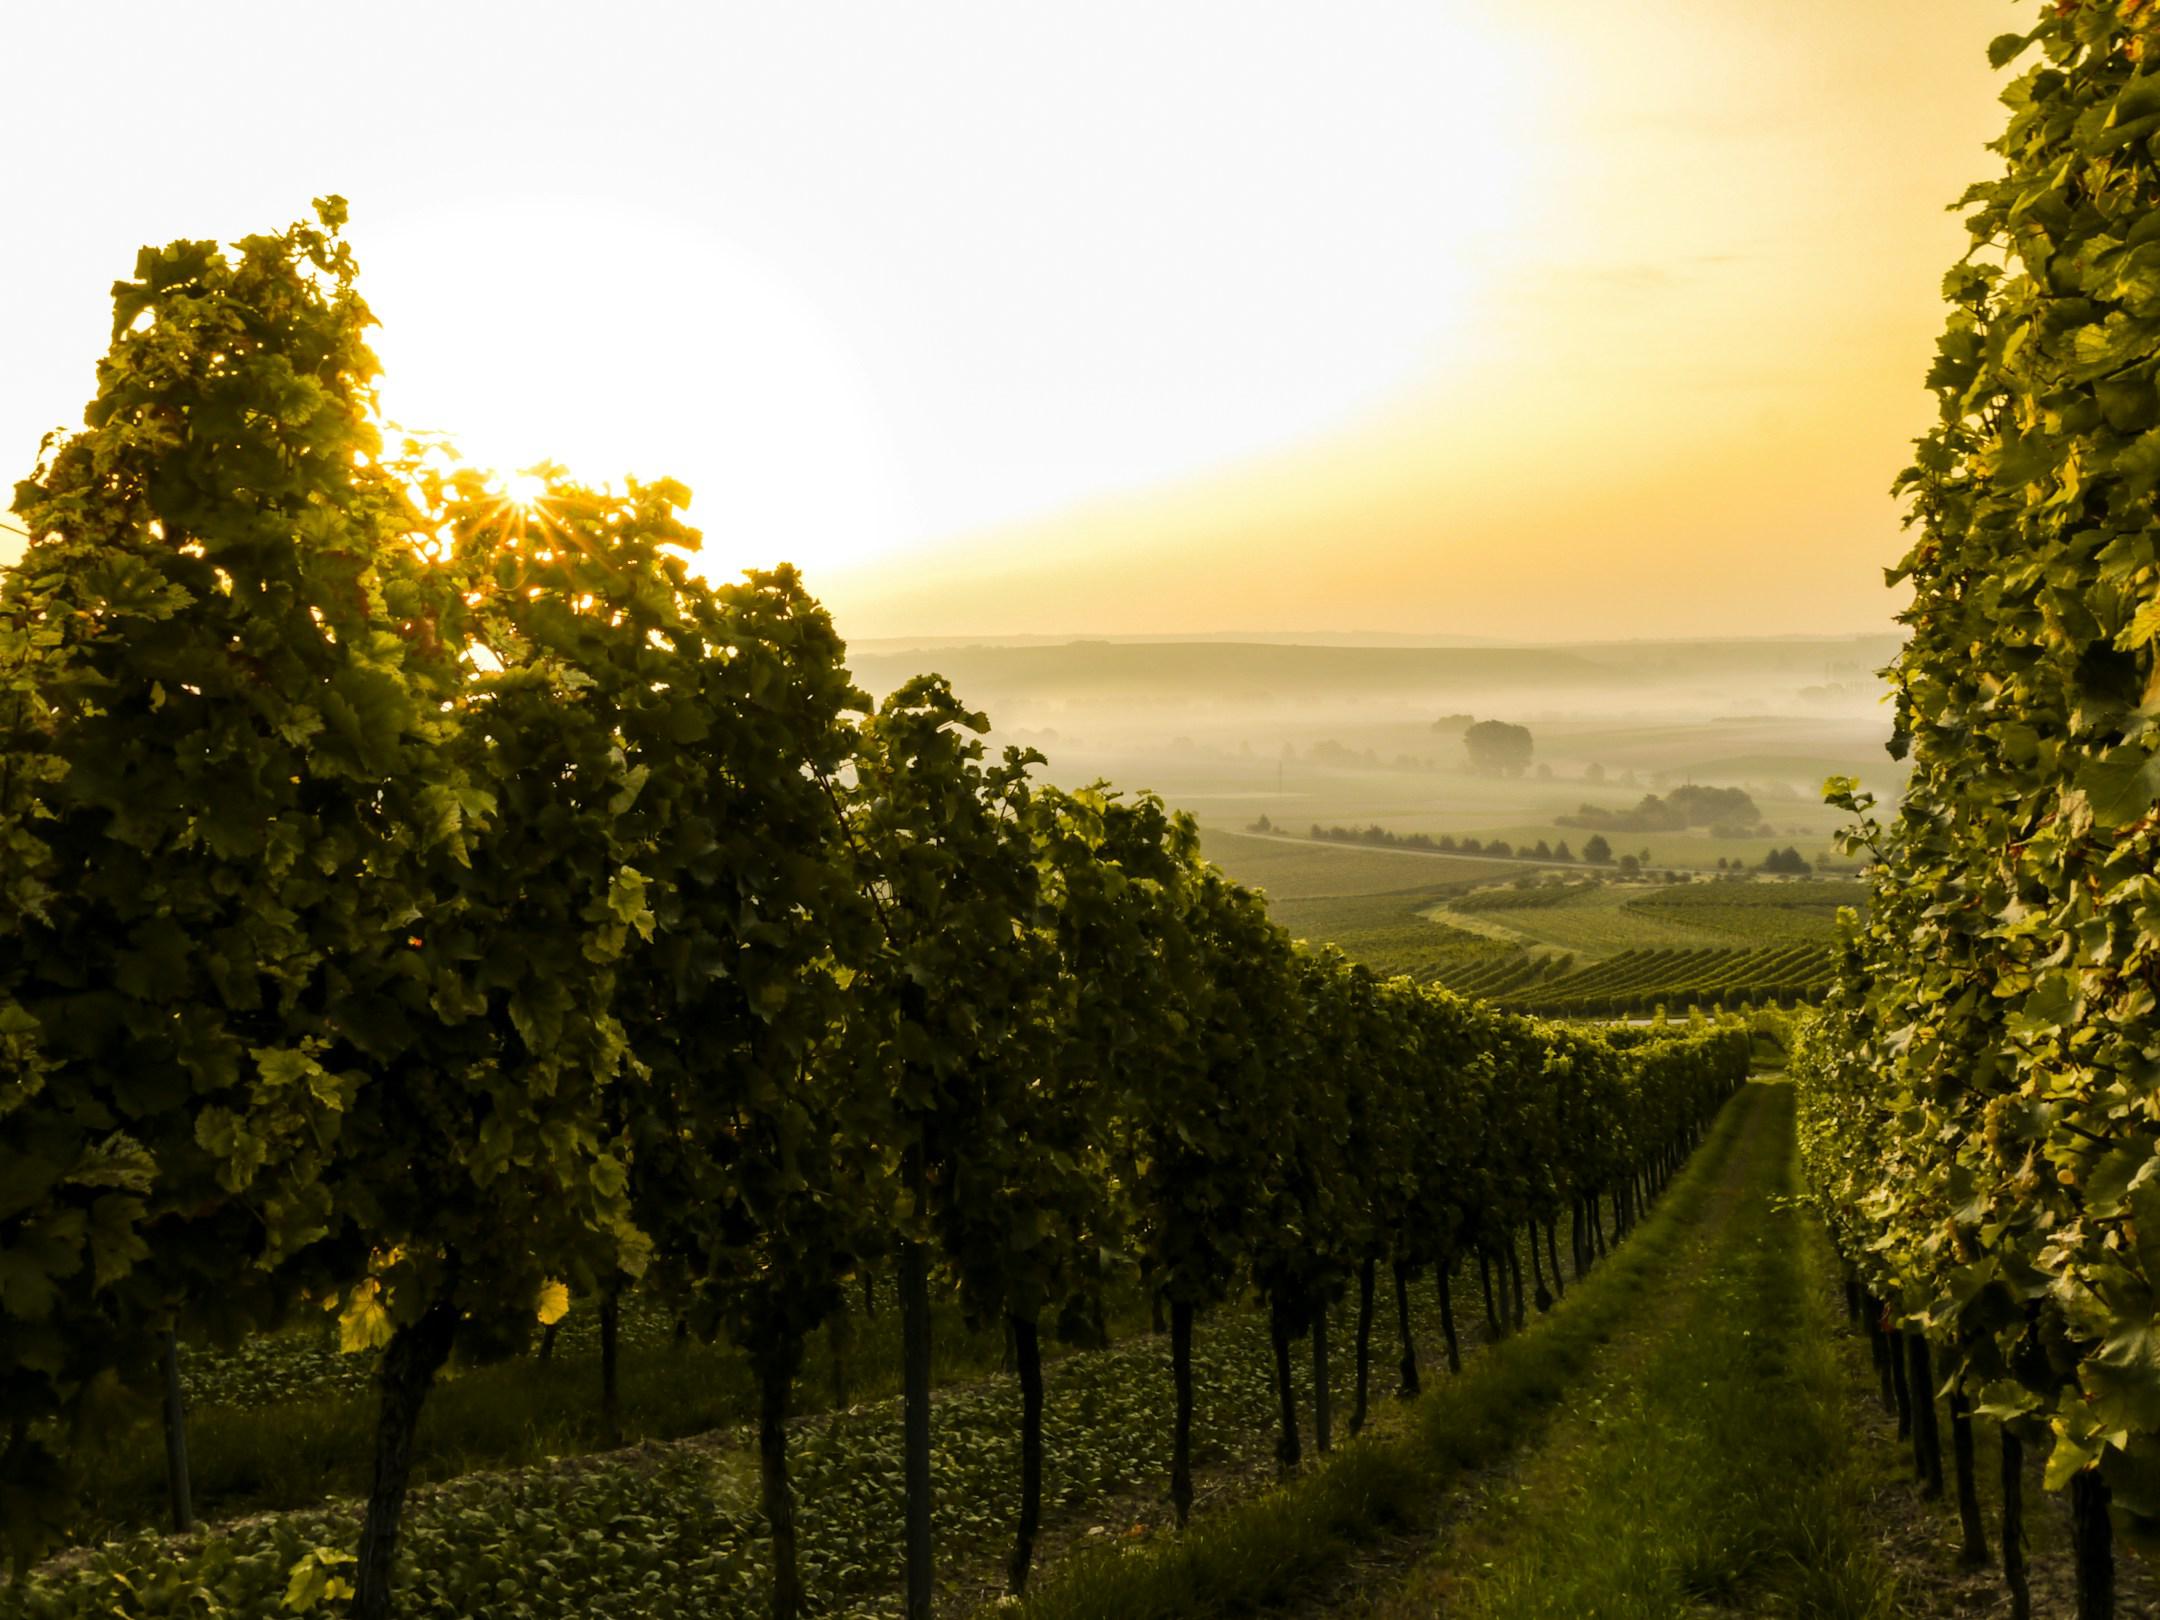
[13,1313,1271,1618]
[75,1293,1029,1539]
[16,1238,1561,1619]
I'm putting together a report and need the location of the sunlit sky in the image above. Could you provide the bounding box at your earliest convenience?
[1,2,2015,640]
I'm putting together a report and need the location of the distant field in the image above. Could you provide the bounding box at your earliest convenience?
[1428,877,1864,960]
[1000,637,1886,1012]
[1263,889,1499,981]
[1428,884,1733,955]
[1626,880,1866,942]
[1075,734,1871,876]
[1201,830,1861,1015]
[1197,828,1523,900]
[1440,942,1833,1017]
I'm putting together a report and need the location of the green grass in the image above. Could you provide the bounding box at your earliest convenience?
[1012,1084,1763,1620]
[1017,1084,1898,1620]
[1365,1084,1896,1619]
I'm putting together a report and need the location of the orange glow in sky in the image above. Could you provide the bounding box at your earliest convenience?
[0,2,2015,640]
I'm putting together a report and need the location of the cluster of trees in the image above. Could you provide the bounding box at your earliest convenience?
[1302,827,1717,875]
[1797,13,2160,1617]
[0,204,1752,1620]
[1557,784,1763,837]
[1575,835,1655,870]
[1305,824,1579,862]
[1462,719,1533,776]
[1755,846,1813,876]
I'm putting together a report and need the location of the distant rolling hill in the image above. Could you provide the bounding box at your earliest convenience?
[848,641,1626,705]
[845,634,1903,716]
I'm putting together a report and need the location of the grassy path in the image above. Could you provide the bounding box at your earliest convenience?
[1017,1081,1898,1620]
[1348,1081,1892,1619]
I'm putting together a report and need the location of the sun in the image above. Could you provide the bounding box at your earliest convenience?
[363,199,913,583]
[500,470,549,510]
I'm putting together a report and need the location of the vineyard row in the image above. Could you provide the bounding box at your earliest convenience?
[0,203,1751,1620]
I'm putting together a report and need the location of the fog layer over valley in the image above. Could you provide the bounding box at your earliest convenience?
[852,633,1904,879]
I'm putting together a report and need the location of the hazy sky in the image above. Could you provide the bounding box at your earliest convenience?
[1,2,2016,639]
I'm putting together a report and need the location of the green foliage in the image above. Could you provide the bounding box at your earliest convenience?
[1557,784,1762,836]
[1017,787,1201,1336]
[1463,720,1534,777]
[469,469,873,1373]
[1794,1,2160,1528]
[844,678,1065,1324]
[0,201,473,1559]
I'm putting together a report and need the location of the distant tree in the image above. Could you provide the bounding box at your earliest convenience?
[1618,854,1641,876]
[1664,784,1761,828]
[1530,839,1552,859]
[1582,834,1613,865]
[1553,841,1574,862]
[1248,813,1274,833]
[1485,840,1513,858]
[1430,712,1475,734]
[1584,763,1605,784]
[1437,835,1458,852]
[1760,846,1813,875]
[1556,786,1760,837]
[1462,720,1533,777]
[1458,838,1483,854]
[1716,856,1729,871]
[1639,849,1652,867]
